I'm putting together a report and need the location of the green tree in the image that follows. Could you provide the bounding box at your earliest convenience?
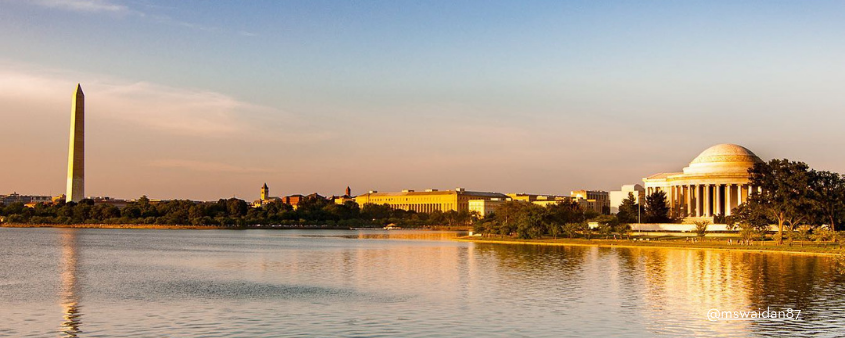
[592,214,619,238]
[694,220,710,238]
[472,215,496,237]
[225,198,249,218]
[361,203,392,223]
[644,190,671,223]
[492,201,530,237]
[546,221,562,239]
[514,204,546,239]
[563,222,587,239]
[748,159,814,244]
[616,192,640,224]
[809,170,845,231]
[729,202,770,242]
[546,201,585,225]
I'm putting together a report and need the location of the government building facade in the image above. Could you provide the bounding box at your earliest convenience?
[355,188,508,213]
[642,144,763,221]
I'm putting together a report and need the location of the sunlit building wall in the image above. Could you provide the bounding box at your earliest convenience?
[571,190,610,214]
[355,188,507,213]
[609,184,645,214]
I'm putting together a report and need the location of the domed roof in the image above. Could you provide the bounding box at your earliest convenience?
[683,144,762,176]
[690,144,761,164]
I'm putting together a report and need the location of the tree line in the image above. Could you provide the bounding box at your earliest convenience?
[0,195,475,228]
[2,157,842,243]
[471,200,629,239]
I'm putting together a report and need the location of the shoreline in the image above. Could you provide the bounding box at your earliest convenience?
[0,223,469,231]
[455,237,845,257]
[0,223,230,230]
[5,224,840,257]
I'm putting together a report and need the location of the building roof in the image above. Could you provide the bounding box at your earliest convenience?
[683,143,763,176]
[690,144,762,165]
[645,172,680,180]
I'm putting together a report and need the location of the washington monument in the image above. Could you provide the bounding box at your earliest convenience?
[66,84,84,202]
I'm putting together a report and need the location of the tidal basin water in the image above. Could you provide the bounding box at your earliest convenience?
[1,228,844,337]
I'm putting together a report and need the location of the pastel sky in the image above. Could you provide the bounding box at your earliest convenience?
[2,0,845,201]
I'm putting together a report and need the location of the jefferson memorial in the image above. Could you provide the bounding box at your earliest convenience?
[643,144,763,221]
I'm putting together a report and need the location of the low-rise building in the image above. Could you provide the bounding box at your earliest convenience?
[355,188,507,213]
[609,184,645,214]
[92,197,130,209]
[332,186,355,205]
[1,193,52,205]
[570,190,610,214]
[506,193,571,206]
[468,198,509,216]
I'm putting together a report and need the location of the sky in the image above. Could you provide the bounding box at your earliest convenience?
[2,0,845,201]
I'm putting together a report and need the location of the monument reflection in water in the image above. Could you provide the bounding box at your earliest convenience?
[59,230,81,337]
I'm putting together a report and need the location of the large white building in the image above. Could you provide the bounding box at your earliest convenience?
[609,184,645,214]
[642,144,763,221]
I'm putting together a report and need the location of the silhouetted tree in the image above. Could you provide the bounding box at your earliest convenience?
[748,159,813,244]
[616,192,639,224]
[809,170,845,231]
[644,190,671,223]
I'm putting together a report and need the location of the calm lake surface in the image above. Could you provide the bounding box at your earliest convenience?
[1,228,844,337]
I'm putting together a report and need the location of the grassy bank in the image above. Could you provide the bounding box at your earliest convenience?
[456,236,845,256]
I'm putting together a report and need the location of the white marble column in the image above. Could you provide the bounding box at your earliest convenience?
[687,184,695,217]
[672,186,678,217]
[692,185,697,217]
[704,184,711,217]
[692,185,698,217]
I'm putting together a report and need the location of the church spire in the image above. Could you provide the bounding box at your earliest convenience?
[261,183,269,200]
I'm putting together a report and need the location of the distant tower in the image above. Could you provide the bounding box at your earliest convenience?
[261,183,269,200]
[66,84,84,202]
[345,186,351,196]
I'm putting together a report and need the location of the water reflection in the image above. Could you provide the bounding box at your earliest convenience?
[1,228,842,337]
[471,243,845,337]
[352,230,467,241]
[59,230,82,337]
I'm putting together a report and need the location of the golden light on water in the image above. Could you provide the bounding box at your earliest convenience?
[59,230,81,337]
[0,229,830,336]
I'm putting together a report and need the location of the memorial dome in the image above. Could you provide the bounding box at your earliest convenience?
[682,144,762,175]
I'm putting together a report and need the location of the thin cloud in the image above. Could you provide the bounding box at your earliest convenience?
[0,62,336,142]
[95,80,256,136]
[0,65,259,137]
[28,0,129,13]
[22,0,220,33]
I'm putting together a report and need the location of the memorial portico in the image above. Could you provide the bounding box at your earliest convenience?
[643,144,762,222]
